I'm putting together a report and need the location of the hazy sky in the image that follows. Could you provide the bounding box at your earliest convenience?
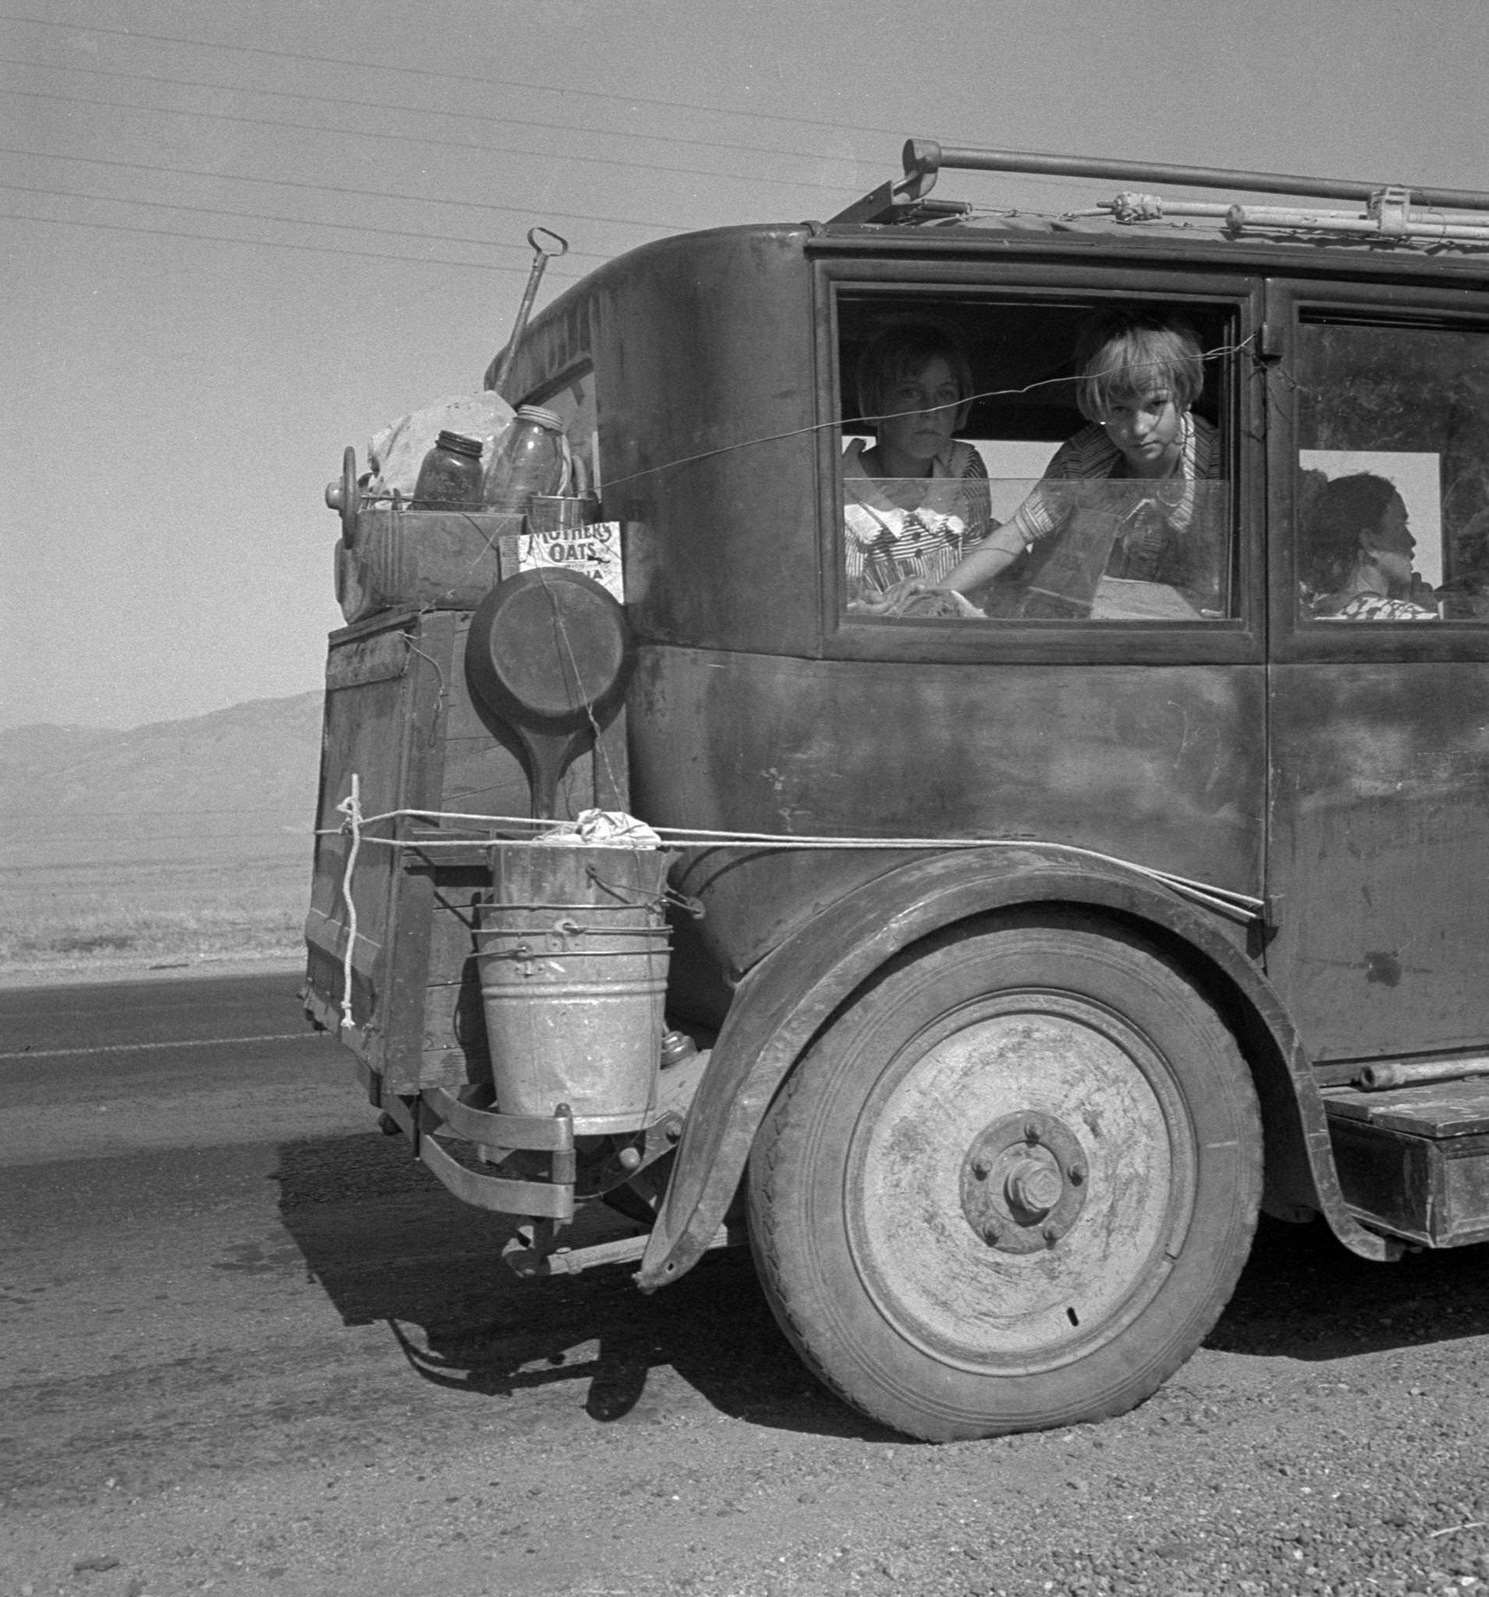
[5,0,1488,729]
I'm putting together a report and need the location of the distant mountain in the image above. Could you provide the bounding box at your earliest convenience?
[0,692,325,869]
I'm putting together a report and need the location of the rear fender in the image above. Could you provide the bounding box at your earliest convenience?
[637,844,1396,1290]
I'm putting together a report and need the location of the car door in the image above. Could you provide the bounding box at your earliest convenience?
[1263,278,1489,1065]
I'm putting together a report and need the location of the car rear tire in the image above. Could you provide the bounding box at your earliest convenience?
[746,915,1262,1441]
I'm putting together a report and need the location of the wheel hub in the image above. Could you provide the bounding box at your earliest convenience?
[960,1110,1089,1254]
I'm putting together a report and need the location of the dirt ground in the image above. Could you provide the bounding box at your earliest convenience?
[4,976,1489,1597]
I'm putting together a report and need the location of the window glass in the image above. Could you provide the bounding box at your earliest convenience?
[1296,321,1489,623]
[837,298,1235,625]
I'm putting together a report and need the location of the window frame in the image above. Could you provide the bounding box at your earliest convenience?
[812,254,1265,666]
[1267,278,1489,666]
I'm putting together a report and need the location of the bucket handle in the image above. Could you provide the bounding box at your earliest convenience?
[479,939,567,977]
[584,863,704,918]
[545,914,670,946]
[477,919,673,942]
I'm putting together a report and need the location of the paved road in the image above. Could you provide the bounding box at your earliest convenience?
[1,970,352,1161]
[3,972,1489,1597]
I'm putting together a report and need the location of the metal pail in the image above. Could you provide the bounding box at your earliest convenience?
[475,845,671,1131]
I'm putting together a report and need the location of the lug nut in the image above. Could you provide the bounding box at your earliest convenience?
[1024,1122,1041,1145]
[972,1159,990,1180]
[1068,1163,1086,1187]
[1005,1158,1063,1218]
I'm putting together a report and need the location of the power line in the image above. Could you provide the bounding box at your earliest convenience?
[0,143,645,236]
[0,178,637,256]
[0,52,876,182]
[0,207,592,276]
[1,84,859,215]
[0,14,908,146]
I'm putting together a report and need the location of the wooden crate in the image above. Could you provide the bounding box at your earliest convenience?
[334,506,524,623]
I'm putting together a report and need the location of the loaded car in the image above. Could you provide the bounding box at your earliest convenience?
[305,139,1489,1441]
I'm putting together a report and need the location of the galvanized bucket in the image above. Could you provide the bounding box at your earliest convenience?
[475,845,671,1132]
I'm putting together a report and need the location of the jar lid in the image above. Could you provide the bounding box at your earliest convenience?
[435,430,484,456]
[514,405,564,432]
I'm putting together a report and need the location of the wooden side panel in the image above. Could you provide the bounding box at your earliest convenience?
[305,623,417,1052]
[306,611,455,1086]
[308,594,637,1095]
[412,865,490,1095]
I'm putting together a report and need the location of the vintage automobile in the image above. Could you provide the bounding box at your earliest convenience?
[305,139,1489,1441]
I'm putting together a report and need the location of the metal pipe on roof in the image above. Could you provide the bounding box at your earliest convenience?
[1225,207,1489,242]
[1109,198,1489,229]
[902,138,1489,214]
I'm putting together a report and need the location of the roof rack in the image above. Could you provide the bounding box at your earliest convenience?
[831,138,1489,244]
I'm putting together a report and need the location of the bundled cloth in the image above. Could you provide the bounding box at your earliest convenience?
[365,392,515,497]
[535,809,663,849]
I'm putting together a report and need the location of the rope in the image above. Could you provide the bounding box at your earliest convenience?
[533,566,625,803]
[317,792,1265,927]
[597,335,1259,493]
[1107,191,1167,223]
[337,336,1262,641]
[338,333,1263,628]
[334,774,363,1030]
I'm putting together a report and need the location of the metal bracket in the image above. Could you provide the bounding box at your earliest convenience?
[583,1111,685,1196]
[827,137,944,225]
[384,1086,696,1225]
[407,1089,578,1219]
[504,1222,735,1280]
[1368,185,1413,236]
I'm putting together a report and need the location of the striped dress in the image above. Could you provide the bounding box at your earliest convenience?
[843,439,994,599]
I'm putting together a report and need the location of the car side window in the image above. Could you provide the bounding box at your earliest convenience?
[838,297,1236,625]
[1296,319,1489,623]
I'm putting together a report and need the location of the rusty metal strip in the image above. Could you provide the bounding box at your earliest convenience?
[422,1086,575,1151]
[418,1132,574,1220]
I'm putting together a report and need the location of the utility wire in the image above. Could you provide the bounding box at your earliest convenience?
[1,85,859,219]
[0,177,632,255]
[0,143,656,234]
[0,14,911,145]
[0,52,878,181]
[0,207,591,275]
